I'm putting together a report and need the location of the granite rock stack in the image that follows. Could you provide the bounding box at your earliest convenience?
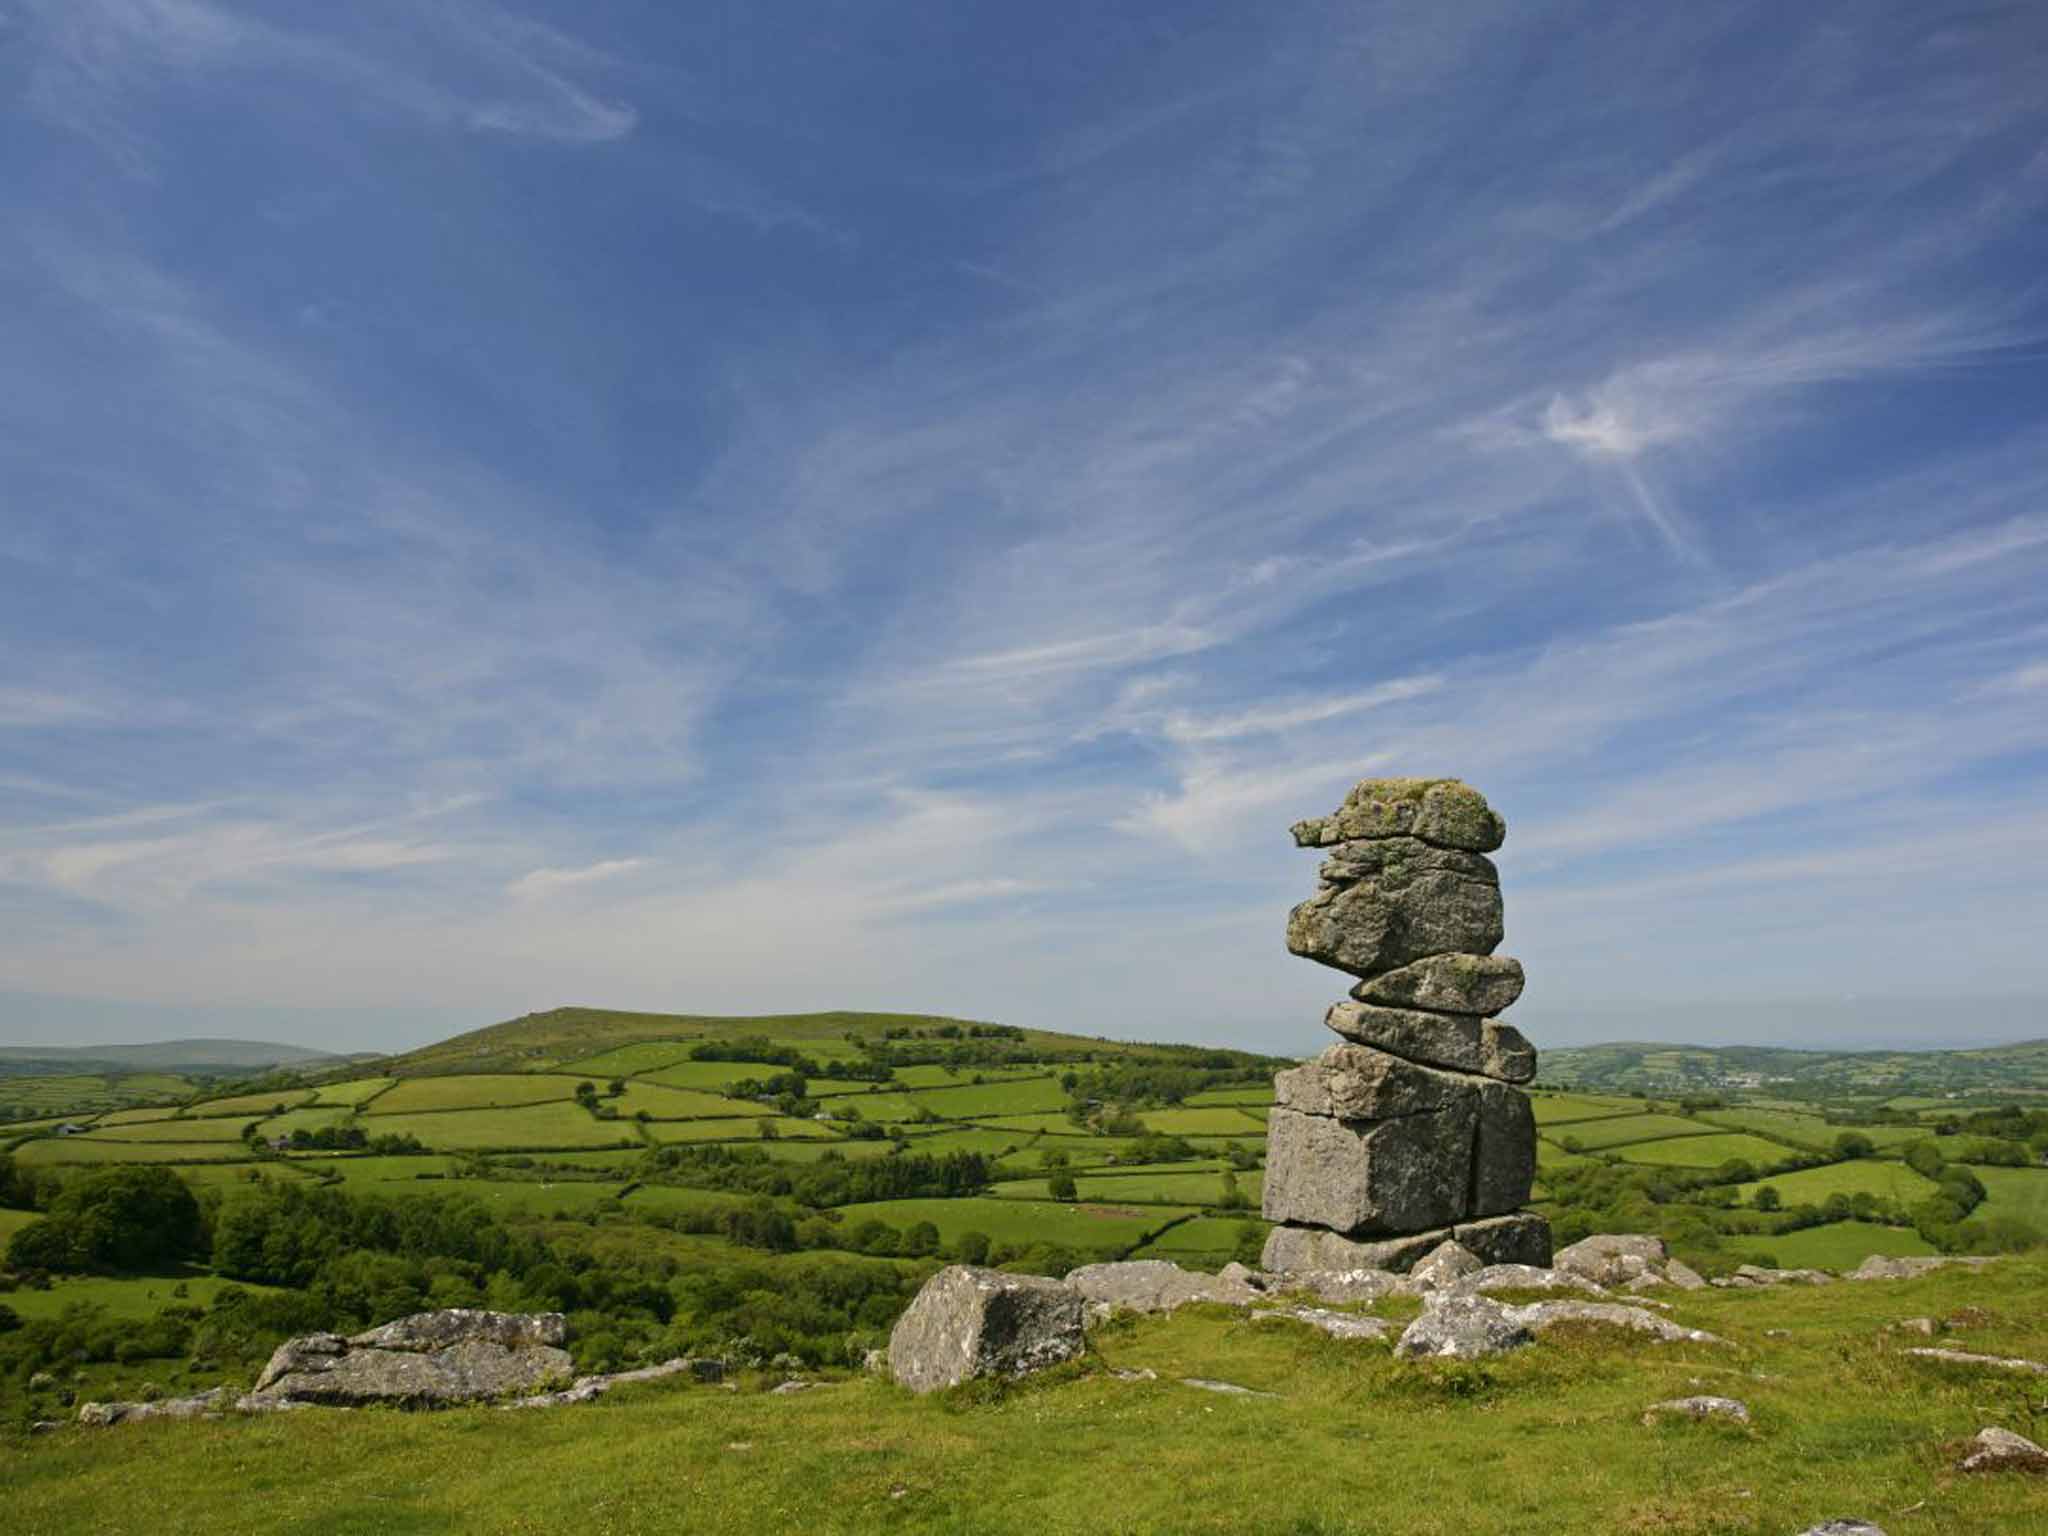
[1261,778,1551,1274]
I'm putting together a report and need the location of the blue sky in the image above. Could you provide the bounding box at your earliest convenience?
[3,1,2047,1056]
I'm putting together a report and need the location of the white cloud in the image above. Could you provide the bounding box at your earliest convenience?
[507,858,650,902]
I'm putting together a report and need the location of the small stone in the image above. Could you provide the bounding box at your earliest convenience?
[1663,1259,1707,1291]
[1553,1234,1668,1288]
[1180,1377,1281,1397]
[1643,1395,1751,1426]
[1449,1264,1607,1298]
[1408,1241,1483,1289]
[1064,1259,1261,1316]
[1956,1426,2048,1472]
[886,1266,1084,1394]
[1795,1522,1887,1536]
[770,1380,815,1394]
[1110,1367,1157,1381]
[1506,1300,1724,1346]
[1890,1317,1938,1337]
[1395,1294,1533,1360]
[1252,1306,1393,1341]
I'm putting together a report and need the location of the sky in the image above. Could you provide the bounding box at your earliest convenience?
[3,1,2047,1058]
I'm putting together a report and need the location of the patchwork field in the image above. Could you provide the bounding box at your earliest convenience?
[12,1136,252,1166]
[831,1196,1190,1253]
[1607,1131,1795,1168]
[366,1074,584,1115]
[1735,1160,1942,1205]
[363,1104,640,1151]
[1546,1112,1719,1150]
[1742,1219,1938,1268]
[307,1077,395,1107]
[1965,1164,2048,1229]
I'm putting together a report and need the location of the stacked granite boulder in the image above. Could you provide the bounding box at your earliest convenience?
[1261,778,1551,1274]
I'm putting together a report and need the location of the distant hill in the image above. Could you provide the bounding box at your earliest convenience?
[383,1004,1273,1077]
[1538,1037,2048,1099]
[0,1038,363,1077]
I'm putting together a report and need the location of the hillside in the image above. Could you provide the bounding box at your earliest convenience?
[382,1006,1204,1077]
[1538,1038,2048,1099]
[0,1039,358,1077]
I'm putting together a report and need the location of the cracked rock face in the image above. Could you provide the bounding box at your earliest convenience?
[887,1266,1083,1394]
[244,1310,574,1409]
[1324,1002,1535,1084]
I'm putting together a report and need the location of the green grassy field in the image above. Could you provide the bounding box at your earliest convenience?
[1735,1159,1942,1205]
[907,1078,1070,1117]
[367,1075,585,1115]
[13,1136,253,1166]
[641,1059,802,1092]
[12,1260,2046,1536]
[1740,1219,1937,1268]
[989,1166,1259,1206]
[0,1073,196,1118]
[0,1206,40,1245]
[1527,1092,1642,1125]
[1548,1112,1721,1151]
[93,1106,181,1127]
[1965,1164,2048,1229]
[555,1042,701,1077]
[606,1082,758,1120]
[890,1064,1046,1089]
[1131,1213,1262,1259]
[307,1077,395,1107]
[1607,1131,1797,1168]
[643,1115,835,1144]
[188,1090,316,1118]
[88,1118,255,1144]
[1,1270,285,1322]
[363,1104,640,1152]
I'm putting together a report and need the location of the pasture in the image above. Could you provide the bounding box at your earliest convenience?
[1527,1092,1641,1125]
[606,1082,757,1120]
[1735,1159,1941,1205]
[366,1074,584,1115]
[307,1077,395,1106]
[1965,1164,2048,1229]
[830,1195,1189,1253]
[12,1136,252,1166]
[188,1090,316,1118]
[1741,1219,1936,1269]
[88,1118,254,1144]
[908,1077,1070,1117]
[363,1104,639,1152]
[1608,1132,1796,1168]
[1548,1112,1721,1150]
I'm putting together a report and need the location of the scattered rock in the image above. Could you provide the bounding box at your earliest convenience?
[1065,1259,1262,1318]
[1408,1241,1483,1289]
[1643,1395,1750,1426]
[1180,1377,1280,1398]
[1903,1346,2048,1377]
[1252,1306,1394,1341]
[1450,1263,1607,1298]
[1715,1265,1832,1289]
[78,1388,225,1426]
[1277,1267,1413,1304]
[1394,1294,1533,1361]
[863,1349,888,1375]
[1765,1329,1792,1339]
[1553,1234,1667,1289]
[1956,1426,2048,1473]
[1846,1254,1992,1281]
[1889,1317,1938,1337]
[1794,1522,1887,1536]
[243,1310,574,1410]
[770,1380,815,1394]
[1663,1259,1707,1291]
[1110,1367,1157,1382]
[28,1420,61,1436]
[1505,1301,1724,1346]
[886,1266,1084,1394]
[498,1356,703,1410]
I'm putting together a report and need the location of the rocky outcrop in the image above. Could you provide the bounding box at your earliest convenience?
[1847,1254,1995,1281]
[1394,1293,1533,1360]
[887,1266,1083,1394]
[1903,1346,2048,1376]
[241,1309,574,1410]
[1262,779,1546,1284]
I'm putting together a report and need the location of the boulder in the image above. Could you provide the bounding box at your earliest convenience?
[1847,1254,1992,1281]
[887,1266,1083,1394]
[1643,1395,1750,1426]
[1394,1294,1532,1360]
[1349,954,1525,1015]
[1273,1045,1474,1120]
[1956,1426,2048,1472]
[1263,1212,1552,1275]
[1064,1259,1260,1317]
[1275,1268,1413,1304]
[1287,869,1503,979]
[1261,1102,1479,1234]
[1290,778,1506,853]
[1663,1259,1707,1291]
[245,1310,574,1409]
[1408,1241,1483,1289]
[1554,1234,1668,1288]
[1450,1264,1607,1298]
[1324,1002,1535,1083]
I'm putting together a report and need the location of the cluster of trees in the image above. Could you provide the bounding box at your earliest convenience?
[640,1144,998,1206]
[258,1125,427,1154]
[3,1166,207,1275]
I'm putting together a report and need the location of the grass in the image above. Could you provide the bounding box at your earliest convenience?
[1735,1159,1942,1205]
[256,1106,360,1138]
[641,1059,804,1092]
[1549,1112,1724,1151]
[605,1082,758,1120]
[554,1042,700,1077]
[187,1090,317,1119]
[1130,1214,1264,1259]
[820,1091,932,1124]
[1527,1092,1643,1125]
[15,1260,2046,1534]
[362,1104,641,1152]
[905,1078,1071,1117]
[0,1206,41,1245]
[1608,1131,1798,1168]
[86,1118,256,1144]
[11,1137,254,1166]
[1127,1107,1268,1136]
[988,1167,1260,1206]
[643,1115,837,1144]
[1740,1219,1937,1269]
[0,1270,285,1322]
[307,1077,396,1107]
[0,1073,196,1118]
[889,1065,1046,1089]
[1692,1107,1934,1154]
[1180,1085,1275,1107]
[1965,1164,2048,1229]
[366,1075,585,1115]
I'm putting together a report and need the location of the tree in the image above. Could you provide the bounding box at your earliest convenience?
[1048,1172,1078,1201]
[1832,1131,1876,1160]
[4,1165,204,1274]
[607,1078,626,1098]
[901,1220,940,1257]
[1754,1185,1781,1212]
[954,1230,991,1265]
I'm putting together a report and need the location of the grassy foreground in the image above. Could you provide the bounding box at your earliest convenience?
[9,1261,2046,1536]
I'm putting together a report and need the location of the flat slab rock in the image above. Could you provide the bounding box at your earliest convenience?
[1848,1254,1995,1281]
[1394,1294,1724,1360]
[1348,953,1525,1016]
[1643,1395,1750,1426]
[1251,1306,1393,1341]
[888,1265,1083,1394]
[245,1310,574,1409]
[1796,1524,1888,1536]
[1904,1346,2048,1376]
[1323,1001,1535,1084]
[79,1388,226,1426]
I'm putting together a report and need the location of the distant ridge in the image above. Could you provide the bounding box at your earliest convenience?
[1539,1037,2048,1096]
[0,1037,362,1076]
